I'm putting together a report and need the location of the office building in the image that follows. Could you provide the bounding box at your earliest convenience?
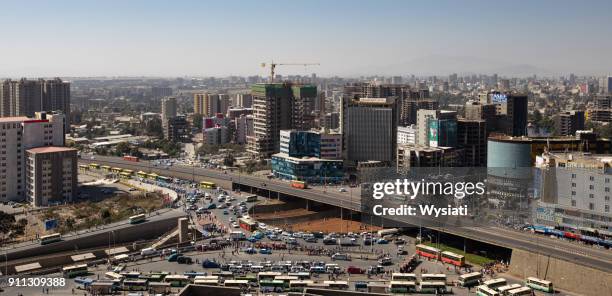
[247,83,317,157]
[342,97,399,164]
[235,115,253,145]
[161,97,177,119]
[226,108,253,119]
[457,119,487,167]
[272,130,343,183]
[397,145,462,169]
[600,76,612,94]
[555,111,585,136]
[202,126,229,146]
[0,113,66,203]
[536,152,612,231]
[235,93,253,108]
[588,96,612,123]
[162,115,189,142]
[416,110,457,147]
[26,147,77,207]
[401,98,439,125]
[323,112,340,130]
[397,125,417,145]
[482,92,528,136]
[0,78,70,128]
[464,100,497,122]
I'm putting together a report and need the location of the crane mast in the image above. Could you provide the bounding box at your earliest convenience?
[261,61,320,82]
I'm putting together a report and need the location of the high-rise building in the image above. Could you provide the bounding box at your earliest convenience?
[555,110,585,136]
[247,83,317,157]
[26,147,77,207]
[457,119,487,167]
[163,115,188,142]
[218,94,231,116]
[161,97,177,119]
[397,125,417,145]
[235,93,253,108]
[599,76,612,94]
[323,112,340,130]
[0,112,66,203]
[0,78,70,128]
[397,145,462,169]
[416,110,457,147]
[342,97,399,163]
[235,115,253,144]
[193,93,205,115]
[202,126,229,146]
[505,94,528,137]
[279,129,342,160]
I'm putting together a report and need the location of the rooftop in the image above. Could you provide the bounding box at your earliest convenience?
[27,146,78,154]
[0,116,29,123]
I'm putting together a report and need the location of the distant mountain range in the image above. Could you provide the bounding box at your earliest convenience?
[346,55,556,77]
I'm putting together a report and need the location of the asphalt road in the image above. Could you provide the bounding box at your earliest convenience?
[78,156,612,273]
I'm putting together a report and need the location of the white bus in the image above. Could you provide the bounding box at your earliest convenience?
[323,281,349,290]
[483,278,507,290]
[419,281,447,294]
[40,233,61,245]
[224,279,249,287]
[377,228,399,236]
[525,277,553,293]
[507,287,533,296]
[458,272,482,287]
[257,272,282,282]
[104,272,124,281]
[497,284,522,295]
[391,273,417,281]
[477,285,501,296]
[389,281,417,293]
[421,274,447,283]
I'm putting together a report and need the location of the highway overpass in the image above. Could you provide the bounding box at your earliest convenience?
[79,156,612,273]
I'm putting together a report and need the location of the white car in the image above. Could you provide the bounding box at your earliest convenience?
[232,222,239,228]
[339,188,347,192]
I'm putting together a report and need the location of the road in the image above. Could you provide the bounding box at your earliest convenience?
[78,156,612,273]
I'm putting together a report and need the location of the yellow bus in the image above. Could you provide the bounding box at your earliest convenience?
[120,172,132,178]
[89,163,100,169]
[200,181,216,189]
[137,171,147,178]
[122,169,134,174]
[111,167,122,173]
[79,164,89,171]
[147,173,158,180]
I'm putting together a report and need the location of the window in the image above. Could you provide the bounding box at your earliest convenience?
[606,178,610,183]
[590,176,595,181]
[589,194,594,198]
[571,174,576,179]
[589,185,594,190]
[606,205,610,213]
[572,183,576,187]
[606,196,611,201]
[589,203,595,210]
[571,200,577,206]
[606,187,610,193]
[571,191,576,196]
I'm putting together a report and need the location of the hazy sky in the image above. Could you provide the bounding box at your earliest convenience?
[1,0,611,77]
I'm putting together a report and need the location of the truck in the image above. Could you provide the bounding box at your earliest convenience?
[123,155,139,162]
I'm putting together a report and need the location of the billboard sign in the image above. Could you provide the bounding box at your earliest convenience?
[428,120,439,147]
[492,93,508,103]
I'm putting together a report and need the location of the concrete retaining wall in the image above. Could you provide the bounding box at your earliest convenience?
[508,248,612,296]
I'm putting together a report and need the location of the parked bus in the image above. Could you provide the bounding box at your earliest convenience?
[421,274,446,283]
[62,264,88,278]
[245,195,258,202]
[101,165,111,172]
[289,280,313,292]
[120,172,132,179]
[458,272,482,287]
[123,279,148,291]
[258,272,282,282]
[507,287,533,296]
[441,251,465,266]
[260,280,285,291]
[78,164,89,171]
[291,180,307,189]
[194,279,219,286]
[484,278,507,290]
[419,281,447,294]
[89,163,100,169]
[377,228,399,236]
[200,181,216,189]
[476,285,501,296]
[324,281,349,290]
[147,173,158,180]
[391,273,417,281]
[389,281,417,293]
[105,272,124,281]
[111,167,123,173]
[164,275,190,287]
[224,279,249,288]
[497,284,522,295]
[137,171,147,178]
[416,244,441,259]
[157,176,172,183]
[129,214,146,224]
[525,277,553,293]
[40,233,61,245]
[123,156,139,162]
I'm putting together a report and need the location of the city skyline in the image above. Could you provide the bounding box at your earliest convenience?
[1,0,612,77]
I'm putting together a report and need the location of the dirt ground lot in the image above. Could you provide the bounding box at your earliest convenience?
[253,208,315,219]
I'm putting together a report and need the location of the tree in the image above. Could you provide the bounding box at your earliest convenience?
[114,142,131,156]
[100,208,111,221]
[223,153,235,167]
[193,113,203,130]
[146,117,163,138]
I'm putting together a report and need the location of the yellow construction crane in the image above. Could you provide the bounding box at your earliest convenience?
[261,61,320,83]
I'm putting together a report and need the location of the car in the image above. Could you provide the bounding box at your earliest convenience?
[331,253,351,261]
[166,253,181,262]
[229,217,236,222]
[231,222,239,228]
[207,203,217,209]
[377,238,389,244]
[339,187,347,192]
[304,237,318,243]
[244,248,257,254]
[223,210,229,215]
[347,266,364,274]
[177,256,193,264]
[394,238,406,245]
[259,248,272,254]
[202,259,220,268]
[247,236,258,243]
